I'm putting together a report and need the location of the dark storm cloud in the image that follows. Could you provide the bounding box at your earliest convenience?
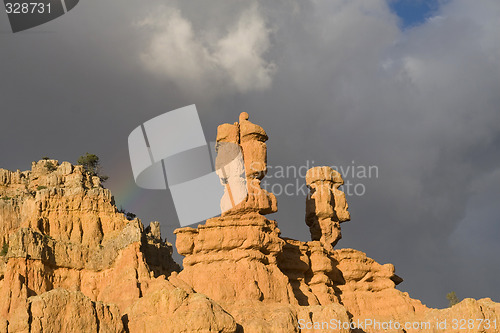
[1,0,498,308]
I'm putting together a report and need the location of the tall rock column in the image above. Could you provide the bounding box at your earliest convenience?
[216,112,277,215]
[305,166,350,250]
[175,113,293,306]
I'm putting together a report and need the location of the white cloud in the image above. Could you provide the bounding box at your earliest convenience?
[215,6,276,92]
[138,8,213,83]
[138,5,275,95]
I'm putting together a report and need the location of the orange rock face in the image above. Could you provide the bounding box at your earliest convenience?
[176,213,294,305]
[305,166,350,249]
[174,113,499,332]
[215,113,277,216]
[0,114,498,332]
[0,161,235,333]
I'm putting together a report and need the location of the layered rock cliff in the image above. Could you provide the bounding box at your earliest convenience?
[0,113,498,333]
[175,113,499,333]
[0,161,235,333]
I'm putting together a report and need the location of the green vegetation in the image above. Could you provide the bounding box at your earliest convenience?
[0,243,8,256]
[42,234,53,242]
[77,153,109,182]
[118,207,136,221]
[1,196,11,201]
[37,185,47,191]
[446,291,460,307]
[45,161,57,172]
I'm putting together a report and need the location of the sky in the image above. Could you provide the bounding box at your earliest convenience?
[1,0,499,309]
[389,0,439,28]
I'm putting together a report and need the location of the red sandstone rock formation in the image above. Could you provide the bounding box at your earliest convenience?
[175,113,500,333]
[0,161,235,333]
[0,113,498,333]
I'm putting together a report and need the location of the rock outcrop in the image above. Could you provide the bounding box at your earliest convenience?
[0,113,498,333]
[0,160,235,333]
[215,112,277,215]
[174,113,499,332]
[305,166,350,249]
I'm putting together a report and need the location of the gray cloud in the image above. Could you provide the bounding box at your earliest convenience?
[137,4,275,95]
[0,0,498,308]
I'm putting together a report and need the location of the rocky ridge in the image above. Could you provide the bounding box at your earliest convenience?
[0,113,498,333]
[175,113,499,333]
[0,160,235,333]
